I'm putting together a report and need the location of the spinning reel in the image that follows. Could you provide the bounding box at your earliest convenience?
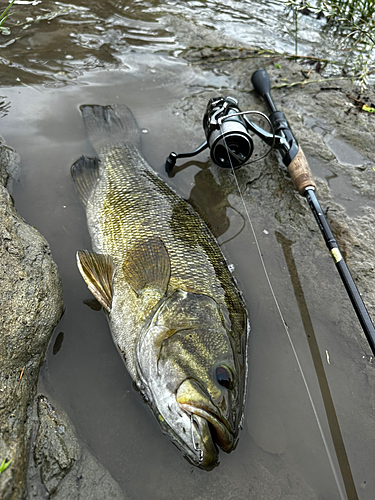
[166,70,299,174]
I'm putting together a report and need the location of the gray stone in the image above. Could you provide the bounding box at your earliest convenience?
[33,396,81,496]
[28,394,127,500]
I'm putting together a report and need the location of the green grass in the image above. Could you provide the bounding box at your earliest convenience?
[279,0,375,89]
[0,459,12,474]
[322,0,375,88]
[0,0,16,35]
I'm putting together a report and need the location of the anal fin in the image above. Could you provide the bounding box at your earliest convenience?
[77,250,114,312]
[123,238,171,297]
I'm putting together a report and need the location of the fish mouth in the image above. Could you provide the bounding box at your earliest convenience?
[176,379,234,469]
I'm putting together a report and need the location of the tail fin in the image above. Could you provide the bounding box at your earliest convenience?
[80,105,141,153]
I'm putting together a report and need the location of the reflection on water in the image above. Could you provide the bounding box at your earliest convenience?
[1,0,344,86]
[83,297,102,311]
[170,159,244,239]
[52,331,65,356]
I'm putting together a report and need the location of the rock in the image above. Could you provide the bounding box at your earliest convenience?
[0,138,63,500]
[33,396,81,496]
[28,395,127,500]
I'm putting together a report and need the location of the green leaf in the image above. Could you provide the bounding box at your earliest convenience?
[362,104,375,113]
[0,0,16,25]
[274,63,282,69]
[0,459,12,474]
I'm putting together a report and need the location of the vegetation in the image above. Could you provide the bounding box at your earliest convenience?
[280,0,375,89]
[0,458,11,474]
[0,0,16,36]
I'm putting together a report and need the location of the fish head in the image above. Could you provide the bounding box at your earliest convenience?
[135,289,247,470]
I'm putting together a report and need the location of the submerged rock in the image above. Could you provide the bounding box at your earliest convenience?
[33,396,80,496]
[28,395,127,500]
[0,138,63,499]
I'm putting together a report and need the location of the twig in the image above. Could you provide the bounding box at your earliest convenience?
[17,366,25,387]
[270,76,352,89]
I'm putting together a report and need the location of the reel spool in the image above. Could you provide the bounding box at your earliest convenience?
[166,96,275,173]
[203,97,254,169]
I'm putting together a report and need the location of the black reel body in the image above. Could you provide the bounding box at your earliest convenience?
[165,92,292,174]
[203,97,253,169]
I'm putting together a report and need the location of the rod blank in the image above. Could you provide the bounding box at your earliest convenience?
[305,189,375,353]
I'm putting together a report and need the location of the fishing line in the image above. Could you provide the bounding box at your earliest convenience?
[219,123,346,500]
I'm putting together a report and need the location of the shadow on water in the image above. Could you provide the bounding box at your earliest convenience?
[275,231,358,500]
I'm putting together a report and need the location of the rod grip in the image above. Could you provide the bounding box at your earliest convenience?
[287,146,316,195]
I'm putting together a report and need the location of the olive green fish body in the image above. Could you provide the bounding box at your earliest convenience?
[72,105,249,469]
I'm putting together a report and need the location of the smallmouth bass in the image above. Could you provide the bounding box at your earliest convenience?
[71,104,249,469]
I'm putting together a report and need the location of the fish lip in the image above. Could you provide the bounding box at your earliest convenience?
[188,413,219,470]
[176,379,234,457]
[179,402,234,453]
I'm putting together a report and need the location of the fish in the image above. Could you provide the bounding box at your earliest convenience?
[71,104,249,470]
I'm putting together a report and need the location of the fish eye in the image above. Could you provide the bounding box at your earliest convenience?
[216,366,233,390]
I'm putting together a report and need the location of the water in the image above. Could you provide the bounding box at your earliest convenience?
[1,1,375,499]
[1,0,343,86]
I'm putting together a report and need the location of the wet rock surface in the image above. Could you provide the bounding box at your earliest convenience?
[28,395,127,500]
[0,139,63,499]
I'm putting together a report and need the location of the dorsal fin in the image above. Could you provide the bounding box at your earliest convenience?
[122,238,171,296]
[71,156,100,206]
[76,250,114,312]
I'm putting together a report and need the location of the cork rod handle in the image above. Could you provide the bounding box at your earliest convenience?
[287,146,316,195]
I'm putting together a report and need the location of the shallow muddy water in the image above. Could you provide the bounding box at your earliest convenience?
[1,1,375,499]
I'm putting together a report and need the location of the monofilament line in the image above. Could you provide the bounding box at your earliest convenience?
[220,125,346,500]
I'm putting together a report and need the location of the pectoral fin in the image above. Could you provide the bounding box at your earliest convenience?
[76,250,114,312]
[71,156,100,206]
[123,238,171,297]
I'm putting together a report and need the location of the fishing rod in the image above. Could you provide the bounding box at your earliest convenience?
[165,69,375,356]
[251,68,375,356]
